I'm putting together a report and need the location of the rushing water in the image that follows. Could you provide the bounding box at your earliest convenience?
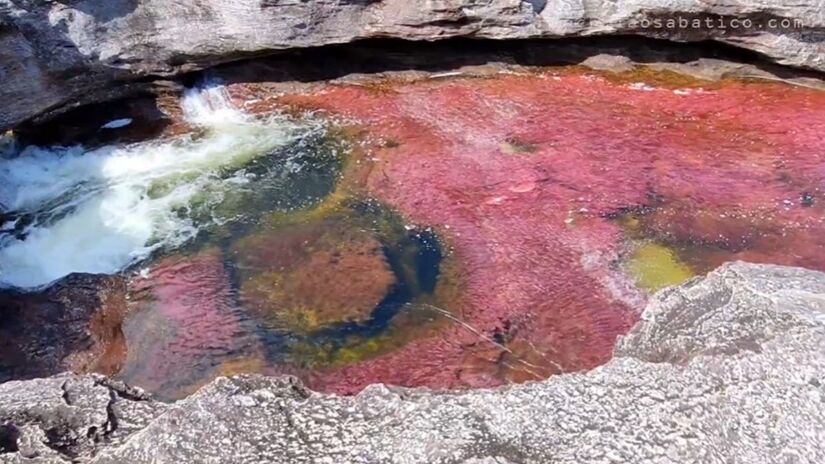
[2,68,825,399]
[0,85,326,288]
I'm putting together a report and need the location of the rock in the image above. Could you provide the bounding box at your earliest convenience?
[616,263,825,363]
[236,222,396,333]
[579,53,636,73]
[0,373,164,462]
[2,0,824,131]
[0,274,129,383]
[2,262,825,463]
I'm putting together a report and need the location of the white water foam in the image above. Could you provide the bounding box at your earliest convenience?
[0,132,17,160]
[0,82,309,288]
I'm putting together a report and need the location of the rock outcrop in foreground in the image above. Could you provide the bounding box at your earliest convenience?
[2,0,824,131]
[2,262,825,463]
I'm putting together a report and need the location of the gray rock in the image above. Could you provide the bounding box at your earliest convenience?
[2,261,825,463]
[0,373,164,463]
[1,0,824,131]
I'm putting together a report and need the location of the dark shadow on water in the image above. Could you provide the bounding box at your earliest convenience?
[196,36,825,87]
[14,94,171,148]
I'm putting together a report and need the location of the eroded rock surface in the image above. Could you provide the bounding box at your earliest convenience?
[0,374,163,462]
[2,0,824,131]
[2,262,825,463]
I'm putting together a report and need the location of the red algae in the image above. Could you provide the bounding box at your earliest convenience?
[109,69,825,398]
[218,69,825,394]
[119,248,263,398]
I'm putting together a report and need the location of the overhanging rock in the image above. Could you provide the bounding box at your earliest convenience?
[1,0,824,131]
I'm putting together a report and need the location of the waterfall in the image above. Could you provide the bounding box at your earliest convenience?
[0,82,310,289]
[181,82,248,126]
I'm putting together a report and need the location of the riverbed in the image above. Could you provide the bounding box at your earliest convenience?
[1,66,824,399]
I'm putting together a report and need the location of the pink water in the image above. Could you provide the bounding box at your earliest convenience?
[119,69,825,398]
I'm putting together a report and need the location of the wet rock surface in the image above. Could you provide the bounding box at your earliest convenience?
[0,274,129,383]
[2,0,825,131]
[1,262,825,463]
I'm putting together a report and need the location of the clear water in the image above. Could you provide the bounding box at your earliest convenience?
[3,69,825,400]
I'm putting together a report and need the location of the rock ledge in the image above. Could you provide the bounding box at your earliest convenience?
[2,262,825,463]
[2,0,825,131]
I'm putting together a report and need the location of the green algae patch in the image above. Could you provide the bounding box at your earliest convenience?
[286,301,460,368]
[289,333,400,368]
[626,242,694,292]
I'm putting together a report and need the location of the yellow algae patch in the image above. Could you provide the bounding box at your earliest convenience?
[586,65,719,89]
[215,356,268,377]
[261,189,349,229]
[329,335,399,366]
[627,242,694,292]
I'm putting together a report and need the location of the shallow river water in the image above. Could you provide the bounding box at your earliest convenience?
[1,68,824,398]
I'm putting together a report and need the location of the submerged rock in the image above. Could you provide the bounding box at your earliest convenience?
[2,262,825,463]
[0,274,129,383]
[119,248,260,400]
[237,226,396,333]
